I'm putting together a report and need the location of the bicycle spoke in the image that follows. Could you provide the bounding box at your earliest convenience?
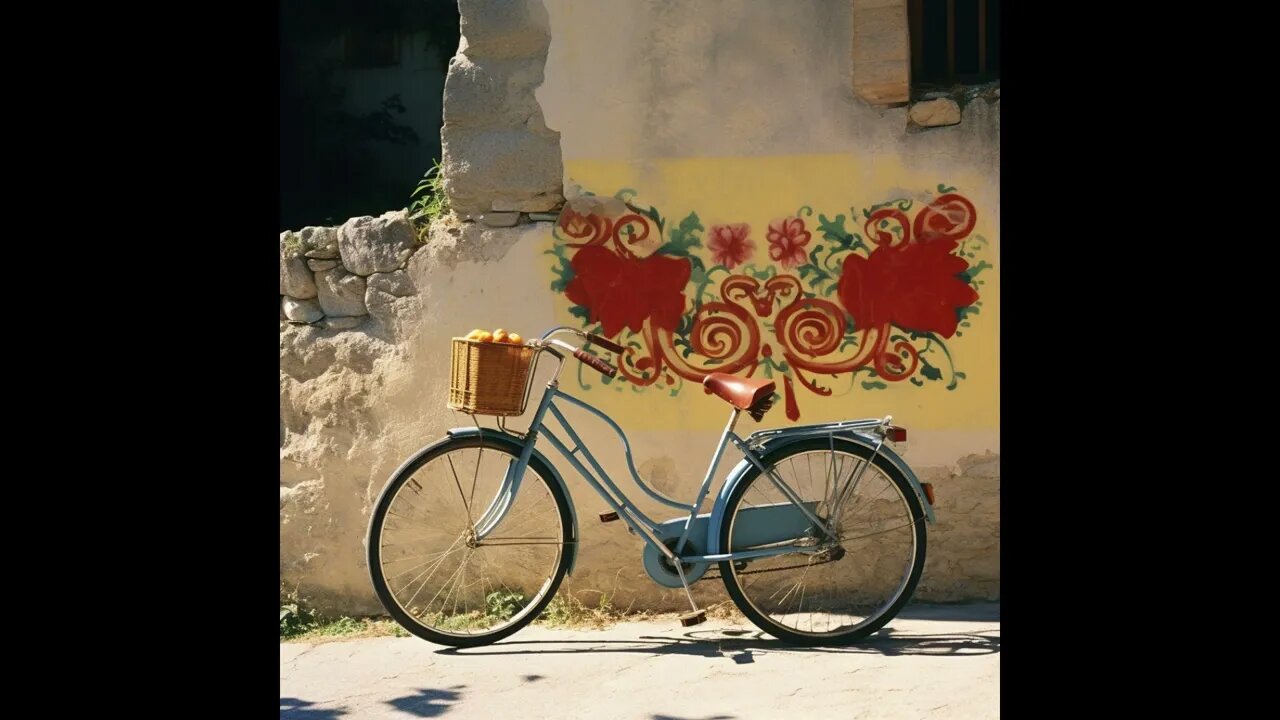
[726,447,922,641]
[393,535,466,598]
[445,454,474,527]
[372,440,567,639]
[477,540,570,547]
[469,446,486,525]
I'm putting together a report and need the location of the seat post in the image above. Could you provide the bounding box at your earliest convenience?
[669,409,743,630]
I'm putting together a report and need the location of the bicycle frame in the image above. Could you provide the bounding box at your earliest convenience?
[460,342,935,583]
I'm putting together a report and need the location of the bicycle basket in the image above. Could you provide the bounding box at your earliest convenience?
[448,338,539,416]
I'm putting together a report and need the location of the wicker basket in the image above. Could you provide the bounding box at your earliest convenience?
[448,338,539,416]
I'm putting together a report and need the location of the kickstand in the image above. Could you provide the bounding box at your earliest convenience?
[673,559,706,627]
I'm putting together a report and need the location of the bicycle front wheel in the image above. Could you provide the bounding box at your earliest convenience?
[367,435,573,647]
[719,437,927,645]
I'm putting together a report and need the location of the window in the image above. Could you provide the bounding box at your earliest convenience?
[909,0,1000,89]
[345,28,400,69]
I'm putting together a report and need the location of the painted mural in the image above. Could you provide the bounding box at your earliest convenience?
[545,186,991,420]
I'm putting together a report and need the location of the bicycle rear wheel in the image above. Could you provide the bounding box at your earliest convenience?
[718,437,927,645]
[366,435,573,647]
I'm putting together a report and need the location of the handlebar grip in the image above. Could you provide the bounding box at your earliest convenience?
[574,348,618,378]
[585,333,626,355]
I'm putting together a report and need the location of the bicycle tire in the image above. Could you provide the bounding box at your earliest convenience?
[366,434,574,647]
[718,437,927,646]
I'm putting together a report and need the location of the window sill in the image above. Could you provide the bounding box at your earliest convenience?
[910,80,1000,105]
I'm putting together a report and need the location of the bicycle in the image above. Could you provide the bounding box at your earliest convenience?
[366,326,936,647]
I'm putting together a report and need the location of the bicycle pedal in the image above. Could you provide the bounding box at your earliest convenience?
[679,610,707,627]
[599,511,619,523]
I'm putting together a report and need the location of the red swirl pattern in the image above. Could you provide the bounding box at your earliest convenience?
[552,192,983,420]
[913,193,976,242]
[559,208,613,248]
[611,213,652,259]
[865,208,912,248]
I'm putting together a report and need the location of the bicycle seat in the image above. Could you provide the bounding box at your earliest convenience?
[702,373,775,412]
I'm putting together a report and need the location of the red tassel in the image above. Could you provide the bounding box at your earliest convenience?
[783,375,800,421]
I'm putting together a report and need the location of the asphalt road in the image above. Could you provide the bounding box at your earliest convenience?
[281,603,999,719]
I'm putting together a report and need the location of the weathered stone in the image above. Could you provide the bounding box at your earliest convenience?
[315,267,368,317]
[492,195,561,212]
[322,316,363,330]
[440,0,564,217]
[280,297,287,320]
[364,270,419,331]
[308,258,340,272]
[280,232,317,299]
[477,211,521,228]
[909,98,962,127]
[283,296,324,323]
[526,211,560,222]
[442,56,548,129]
[456,0,552,60]
[367,270,415,298]
[301,226,340,259]
[338,211,417,276]
[443,127,564,217]
[852,0,910,105]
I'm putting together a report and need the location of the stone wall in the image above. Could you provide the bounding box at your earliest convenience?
[278,211,420,333]
[280,213,554,613]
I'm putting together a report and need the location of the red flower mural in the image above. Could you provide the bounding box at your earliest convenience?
[707,223,754,268]
[839,193,979,338]
[548,189,990,420]
[766,217,812,268]
[564,241,691,338]
[838,239,977,338]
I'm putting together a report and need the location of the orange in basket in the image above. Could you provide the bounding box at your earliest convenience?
[448,333,538,415]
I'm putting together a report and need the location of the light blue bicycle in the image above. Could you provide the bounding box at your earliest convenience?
[367,326,935,647]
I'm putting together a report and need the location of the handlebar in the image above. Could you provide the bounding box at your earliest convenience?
[574,348,618,378]
[583,333,625,354]
[540,329,624,379]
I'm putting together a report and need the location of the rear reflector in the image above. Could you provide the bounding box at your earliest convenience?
[921,482,935,505]
[887,426,907,442]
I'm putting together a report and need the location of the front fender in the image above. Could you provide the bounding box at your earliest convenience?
[445,427,581,575]
[705,432,935,555]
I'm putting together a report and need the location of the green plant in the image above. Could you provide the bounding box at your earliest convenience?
[282,231,303,257]
[535,588,625,628]
[408,160,450,239]
[280,589,321,639]
[485,589,527,621]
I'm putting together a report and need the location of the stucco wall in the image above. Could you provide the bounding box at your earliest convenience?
[280,0,999,614]
[534,0,1000,603]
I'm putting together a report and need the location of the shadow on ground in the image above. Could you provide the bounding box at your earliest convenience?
[281,697,347,719]
[281,686,466,719]
[386,685,466,717]
[893,603,1000,622]
[436,626,999,662]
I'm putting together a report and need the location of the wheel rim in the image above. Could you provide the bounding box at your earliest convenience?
[727,449,920,638]
[375,444,564,637]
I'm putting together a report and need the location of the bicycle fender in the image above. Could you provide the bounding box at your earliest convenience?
[444,426,581,575]
[705,432,935,556]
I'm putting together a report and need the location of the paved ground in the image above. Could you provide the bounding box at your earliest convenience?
[281,603,999,719]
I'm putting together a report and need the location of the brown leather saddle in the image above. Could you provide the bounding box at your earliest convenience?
[702,372,776,421]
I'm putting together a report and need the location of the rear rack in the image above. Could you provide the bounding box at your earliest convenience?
[745,416,894,448]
